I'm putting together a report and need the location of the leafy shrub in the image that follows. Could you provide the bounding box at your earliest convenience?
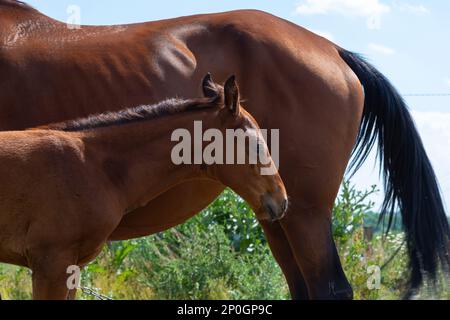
[1,183,448,300]
[333,180,377,246]
[79,211,287,300]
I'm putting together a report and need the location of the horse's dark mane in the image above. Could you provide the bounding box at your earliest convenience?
[47,96,221,132]
[0,0,34,10]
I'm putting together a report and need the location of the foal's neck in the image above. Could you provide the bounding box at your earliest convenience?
[79,109,218,213]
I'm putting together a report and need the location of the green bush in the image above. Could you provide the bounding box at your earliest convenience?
[79,211,287,300]
[333,180,377,246]
[1,183,448,300]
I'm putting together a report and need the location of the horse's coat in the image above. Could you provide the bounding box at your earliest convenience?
[0,1,448,299]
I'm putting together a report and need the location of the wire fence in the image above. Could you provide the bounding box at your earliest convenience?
[403,93,450,97]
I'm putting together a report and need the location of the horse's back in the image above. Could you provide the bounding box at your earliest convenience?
[0,8,362,130]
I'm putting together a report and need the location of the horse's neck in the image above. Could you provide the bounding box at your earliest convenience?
[0,0,33,10]
[0,2,41,23]
[81,112,215,212]
[0,4,53,44]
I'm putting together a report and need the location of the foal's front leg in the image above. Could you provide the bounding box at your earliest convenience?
[30,251,78,300]
[67,287,78,300]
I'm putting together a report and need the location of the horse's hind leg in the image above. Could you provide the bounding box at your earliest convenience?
[259,220,309,299]
[30,251,78,300]
[280,205,353,299]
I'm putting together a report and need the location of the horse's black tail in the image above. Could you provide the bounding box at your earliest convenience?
[338,48,450,297]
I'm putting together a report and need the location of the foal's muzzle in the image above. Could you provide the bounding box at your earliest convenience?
[261,194,288,222]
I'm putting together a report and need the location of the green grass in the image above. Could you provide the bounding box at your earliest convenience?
[1,183,449,300]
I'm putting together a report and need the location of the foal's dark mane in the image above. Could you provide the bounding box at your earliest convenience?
[47,96,221,132]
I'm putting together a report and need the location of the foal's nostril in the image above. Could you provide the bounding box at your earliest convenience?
[281,198,288,213]
[261,194,288,221]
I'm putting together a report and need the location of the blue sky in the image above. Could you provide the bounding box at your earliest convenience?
[26,0,450,210]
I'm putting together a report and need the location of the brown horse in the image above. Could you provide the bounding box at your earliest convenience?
[0,74,288,300]
[0,1,449,299]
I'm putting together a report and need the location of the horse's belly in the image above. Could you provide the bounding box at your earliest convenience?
[108,180,224,240]
[0,213,29,267]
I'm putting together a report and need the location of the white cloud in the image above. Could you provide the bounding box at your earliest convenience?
[309,29,334,41]
[445,78,450,88]
[294,0,391,29]
[368,43,396,55]
[395,2,430,15]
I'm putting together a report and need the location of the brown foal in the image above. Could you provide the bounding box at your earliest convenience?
[0,75,287,300]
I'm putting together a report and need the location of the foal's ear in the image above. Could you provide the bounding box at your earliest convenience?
[202,73,219,98]
[224,75,240,116]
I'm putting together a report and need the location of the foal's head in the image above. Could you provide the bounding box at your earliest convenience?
[199,74,288,222]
